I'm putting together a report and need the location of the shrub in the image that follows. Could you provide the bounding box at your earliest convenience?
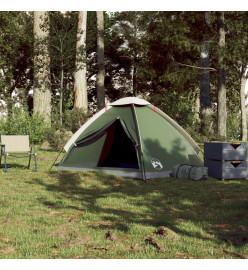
[0,107,48,144]
[46,108,90,150]
[46,129,73,150]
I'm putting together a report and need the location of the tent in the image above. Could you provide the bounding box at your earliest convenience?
[58,97,203,180]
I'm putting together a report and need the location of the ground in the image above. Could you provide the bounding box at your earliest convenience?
[0,148,248,259]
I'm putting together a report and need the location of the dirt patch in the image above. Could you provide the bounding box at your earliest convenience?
[154,226,181,240]
[222,248,247,258]
[224,233,248,246]
[49,218,81,239]
[131,243,140,251]
[40,141,52,150]
[1,247,16,255]
[58,235,92,248]
[106,231,118,241]
[145,237,165,252]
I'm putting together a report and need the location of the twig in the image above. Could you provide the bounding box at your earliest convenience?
[176,61,217,71]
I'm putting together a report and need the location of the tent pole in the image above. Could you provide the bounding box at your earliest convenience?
[49,147,64,171]
[131,104,146,181]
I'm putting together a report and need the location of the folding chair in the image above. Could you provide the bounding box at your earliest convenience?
[0,133,37,172]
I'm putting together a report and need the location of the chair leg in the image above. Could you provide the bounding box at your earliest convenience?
[28,147,32,169]
[33,145,37,172]
[4,154,10,173]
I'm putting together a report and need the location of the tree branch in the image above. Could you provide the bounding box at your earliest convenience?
[175,61,217,71]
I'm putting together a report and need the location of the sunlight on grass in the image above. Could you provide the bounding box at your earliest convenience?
[0,148,248,258]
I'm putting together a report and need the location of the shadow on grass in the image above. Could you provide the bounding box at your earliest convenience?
[28,137,248,247]
[29,170,248,247]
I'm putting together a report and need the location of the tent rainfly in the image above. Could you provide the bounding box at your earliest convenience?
[58,97,203,180]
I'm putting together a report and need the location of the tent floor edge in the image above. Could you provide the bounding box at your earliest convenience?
[57,165,172,180]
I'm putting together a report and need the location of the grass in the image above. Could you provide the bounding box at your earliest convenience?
[0,147,248,259]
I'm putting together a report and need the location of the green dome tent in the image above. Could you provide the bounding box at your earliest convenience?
[58,97,203,180]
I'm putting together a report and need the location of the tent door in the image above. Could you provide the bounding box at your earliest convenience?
[98,119,139,169]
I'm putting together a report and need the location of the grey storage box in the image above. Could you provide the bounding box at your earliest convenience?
[204,142,247,161]
[204,160,247,180]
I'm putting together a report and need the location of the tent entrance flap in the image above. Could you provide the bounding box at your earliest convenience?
[98,119,139,169]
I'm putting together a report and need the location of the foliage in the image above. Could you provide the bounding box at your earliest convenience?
[46,108,89,149]
[50,11,78,111]
[0,12,33,112]
[0,107,47,144]
[1,11,248,141]
[226,110,241,141]
[147,90,196,128]
[46,129,73,150]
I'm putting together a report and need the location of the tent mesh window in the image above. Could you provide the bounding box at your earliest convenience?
[98,120,139,169]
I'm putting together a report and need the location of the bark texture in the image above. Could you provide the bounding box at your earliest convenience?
[240,70,247,141]
[217,12,227,138]
[74,11,88,112]
[96,11,105,110]
[33,11,51,123]
[200,11,211,116]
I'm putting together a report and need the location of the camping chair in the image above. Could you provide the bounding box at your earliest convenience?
[0,133,37,172]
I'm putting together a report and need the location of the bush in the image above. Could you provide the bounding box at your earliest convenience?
[46,129,73,150]
[0,107,48,144]
[46,108,89,150]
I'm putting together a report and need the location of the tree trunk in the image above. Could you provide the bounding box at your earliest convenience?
[60,65,64,125]
[33,11,51,123]
[96,11,105,110]
[194,91,200,123]
[74,11,88,112]
[217,12,226,138]
[200,11,211,116]
[240,70,247,141]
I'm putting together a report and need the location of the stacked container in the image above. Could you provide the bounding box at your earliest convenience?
[204,142,247,180]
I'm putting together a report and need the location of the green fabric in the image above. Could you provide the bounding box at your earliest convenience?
[76,106,138,145]
[135,106,203,172]
[59,104,203,179]
[62,134,106,166]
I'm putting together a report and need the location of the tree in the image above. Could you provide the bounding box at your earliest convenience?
[225,11,248,141]
[73,11,88,112]
[33,11,52,123]
[200,11,211,117]
[240,67,247,141]
[217,12,226,138]
[96,11,105,109]
[0,12,33,113]
[50,11,78,122]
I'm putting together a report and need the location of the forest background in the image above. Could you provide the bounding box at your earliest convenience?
[1,5,248,148]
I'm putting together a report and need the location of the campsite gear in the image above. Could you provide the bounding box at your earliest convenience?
[49,147,64,170]
[57,97,203,180]
[0,133,37,172]
[204,142,247,161]
[172,164,208,181]
[204,141,247,180]
[204,160,247,180]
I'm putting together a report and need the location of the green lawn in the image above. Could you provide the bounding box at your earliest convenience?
[0,147,248,259]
